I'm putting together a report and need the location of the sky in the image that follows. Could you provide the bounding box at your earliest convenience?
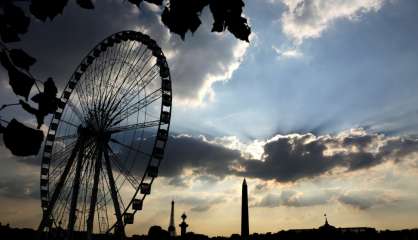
[1,0,418,237]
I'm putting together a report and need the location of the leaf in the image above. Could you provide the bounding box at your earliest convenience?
[76,0,95,10]
[0,51,35,100]
[161,0,209,40]
[30,0,68,21]
[43,77,58,97]
[3,119,44,156]
[0,22,20,43]
[2,3,30,34]
[23,78,58,128]
[0,50,13,70]
[33,77,59,115]
[209,0,251,42]
[0,3,30,42]
[9,49,37,71]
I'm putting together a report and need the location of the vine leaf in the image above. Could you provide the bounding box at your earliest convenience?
[0,51,35,101]
[30,0,68,22]
[21,78,59,129]
[2,119,44,156]
[9,49,37,71]
[209,0,251,42]
[76,0,95,10]
[0,2,30,43]
[161,0,209,40]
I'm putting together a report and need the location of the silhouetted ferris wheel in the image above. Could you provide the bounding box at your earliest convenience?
[38,31,172,240]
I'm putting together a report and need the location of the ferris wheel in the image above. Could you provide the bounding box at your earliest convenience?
[37,31,172,239]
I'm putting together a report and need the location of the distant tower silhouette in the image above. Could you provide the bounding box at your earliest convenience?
[241,178,249,239]
[179,212,189,237]
[168,200,176,237]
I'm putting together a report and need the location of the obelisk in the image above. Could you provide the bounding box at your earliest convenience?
[241,178,249,239]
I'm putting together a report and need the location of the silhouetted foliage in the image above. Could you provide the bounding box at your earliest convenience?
[9,48,36,71]
[30,0,69,22]
[162,0,209,40]
[0,2,30,43]
[161,0,250,42]
[210,0,251,42]
[0,50,35,100]
[2,119,44,156]
[21,77,59,128]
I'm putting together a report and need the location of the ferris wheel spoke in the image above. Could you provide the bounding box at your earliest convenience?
[66,100,86,124]
[100,42,137,115]
[67,142,89,237]
[38,138,82,231]
[106,70,159,121]
[108,87,162,127]
[75,82,93,114]
[77,144,97,231]
[108,51,154,108]
[86,143,106,240]
[108,120,160,133]
[100,48,155,117]
[60,119,80,128]
[107,146,140,188]
[100,47,150,122]
[103,147,125,237]
[55,134,78,142]
[109,138,151,157]
[73,88,90,118]
[110,64,160,116]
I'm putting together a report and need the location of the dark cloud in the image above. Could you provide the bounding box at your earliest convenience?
[157,135,242,178]
[0,176,39,199]
[155,131,418,183]
[238,133,418,182]
[239,135,336,182]
[167,175,190,187]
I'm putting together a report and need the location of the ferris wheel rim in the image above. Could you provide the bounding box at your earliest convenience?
[38,30,172,235]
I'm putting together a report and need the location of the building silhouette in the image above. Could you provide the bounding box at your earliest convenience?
[241,178,249,239]
[168,200,177,237]
[179,212,189,237]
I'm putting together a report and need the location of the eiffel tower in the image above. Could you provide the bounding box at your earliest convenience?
[168,200,177,237]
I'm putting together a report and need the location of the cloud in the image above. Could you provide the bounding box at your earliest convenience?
[176,195,225,212]
[272,45,303,59]
[279,0,386,44]
[338,190,399,210]
[0,176,39,199]
[253,189,336,208]
[253,188,399,209]
[154,128,418,183]
[237,129,418,182]
[159,134,242,177]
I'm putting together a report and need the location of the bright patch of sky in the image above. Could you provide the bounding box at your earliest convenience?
[172,0,418,141]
